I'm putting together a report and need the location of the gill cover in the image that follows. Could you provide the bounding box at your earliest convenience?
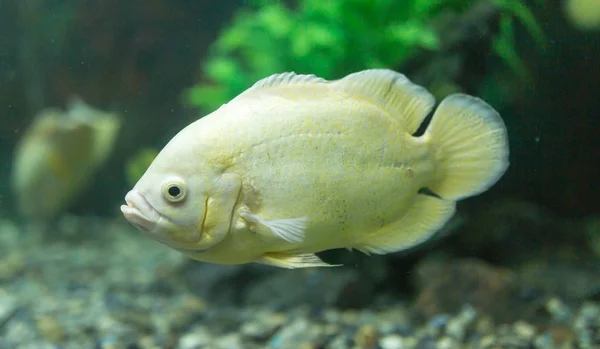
[194,172,242,250]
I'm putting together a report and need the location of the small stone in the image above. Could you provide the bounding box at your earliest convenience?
[545,325,575,346]
[474,316,494,334]
[478,335,496,347]
[0,294,17,330]
[178,326,212,349]
[340,310,359,324]
[445,318,465,340]
[328,334,352,349]
[444,305,477,341]
[545,298,571,322]
[428,315,450,329]
[36,315,66,344]
[182,295,207,313]
[0,253,24,281]
[269,318,310,348]
[513,321,536,340]
[533,333,553,348]
[241,322,272,341]
[379,335,406,349]
[241,311,286,341]
[354,325,378,349]
[164,304,203,334]
[436,336,460,349]
[213,333,244,349]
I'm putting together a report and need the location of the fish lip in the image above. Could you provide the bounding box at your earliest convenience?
[121,190,160,231]
[121,190,204,249]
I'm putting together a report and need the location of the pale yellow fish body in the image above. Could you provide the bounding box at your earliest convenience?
[122,70,509,269]
[12,98,121,220]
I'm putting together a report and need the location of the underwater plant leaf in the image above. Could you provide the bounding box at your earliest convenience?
[205,58,240,83]
[388,21,440,51]
[257,4,293,38]
[493,15,533,83]
[216,22,250,53]
[492,0,547,47]
[183,0,543,114]
[413,0,452,16]
[185,85,230,112]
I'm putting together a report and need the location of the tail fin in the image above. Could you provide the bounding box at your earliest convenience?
[424,94,509,201]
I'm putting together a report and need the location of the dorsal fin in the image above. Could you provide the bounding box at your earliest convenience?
[248,72,326,91]
[331,69,435,134]
[230,72,327,103]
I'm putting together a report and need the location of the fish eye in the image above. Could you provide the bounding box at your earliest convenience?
[162,179,187,203]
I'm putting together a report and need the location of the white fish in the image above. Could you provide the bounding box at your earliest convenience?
[121,69,509,269]
[12,98,120,220]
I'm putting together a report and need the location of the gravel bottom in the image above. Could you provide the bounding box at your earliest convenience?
[0,216,599,349]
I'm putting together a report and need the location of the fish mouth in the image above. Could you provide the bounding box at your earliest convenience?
[121,190,204,250]
[120,190,161,232]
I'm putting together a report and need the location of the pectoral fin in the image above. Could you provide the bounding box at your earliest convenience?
[240,212,308,243]
[256,252,341,269]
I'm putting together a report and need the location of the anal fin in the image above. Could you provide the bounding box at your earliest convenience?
[355,195,456,255]
[256,252,341,269]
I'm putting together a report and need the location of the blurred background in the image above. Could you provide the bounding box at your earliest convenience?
[0,0,599,348]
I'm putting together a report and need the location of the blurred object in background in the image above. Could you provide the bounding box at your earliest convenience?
[565,0,600,31]
[11,98,121,221]
[125,147,159,187]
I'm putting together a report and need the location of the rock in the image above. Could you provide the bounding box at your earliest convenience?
[181,262,271,305]
[517,259,600,301]
[452,200,556,262]
[413,257,540,323]
[243,268,375,310]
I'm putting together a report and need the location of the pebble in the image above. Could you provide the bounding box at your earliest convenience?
[513,320,537,340]
[545,297,572,321]
[241,311,286,341]
[379,335,407,349]
[354,325,378,348]
[36,315,66,344]
[1,215,599,349]
[0,252,24,282]
[178,326,212,349]
[0,293,17,330]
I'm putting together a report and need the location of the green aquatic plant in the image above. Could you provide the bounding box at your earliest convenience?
[493,0,546,81]
[184,0,544,112]
[185,0,453,111]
